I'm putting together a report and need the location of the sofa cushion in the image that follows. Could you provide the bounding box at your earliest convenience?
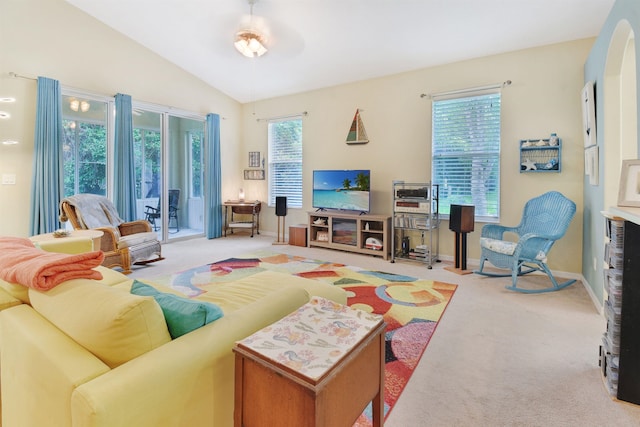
[94,266,132,287]
[480,237,547,262]
[29,279,171,368]
[0,277,30,304]
[131,280,224,339]
[194,270,348,313]
[0,287,22,310]
[0,266,129,305]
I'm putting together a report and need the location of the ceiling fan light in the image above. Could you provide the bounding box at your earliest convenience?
[234,38,252,57]
[234,31,267,58]
[250,38,268,56]
[248,37,261,51]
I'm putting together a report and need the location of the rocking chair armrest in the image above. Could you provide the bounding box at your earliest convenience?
[512,233,556,259]
[481,224,518,239]
[145,205,159,213]
[119,220,152,236]
[94,227,118,251]
[518,231,562,244]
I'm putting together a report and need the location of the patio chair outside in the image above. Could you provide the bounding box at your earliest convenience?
[145,189,180,233]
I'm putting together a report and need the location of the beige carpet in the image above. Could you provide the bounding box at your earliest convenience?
[129,234,640,427]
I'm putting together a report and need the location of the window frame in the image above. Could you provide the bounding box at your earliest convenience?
[187,130,204,199]
[267,116,303,209]
[431,89,502,222]
[132,126,162,199]
[61,88,113,198]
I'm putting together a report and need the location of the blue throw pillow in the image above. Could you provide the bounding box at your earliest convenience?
[130,280,223,339]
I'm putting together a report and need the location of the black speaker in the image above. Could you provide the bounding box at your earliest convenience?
[275,196,287,217]
[449,205,475,233]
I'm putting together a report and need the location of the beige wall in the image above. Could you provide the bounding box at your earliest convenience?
[242,39,591,274]
[0,0,243,237]
[0,0,589,274]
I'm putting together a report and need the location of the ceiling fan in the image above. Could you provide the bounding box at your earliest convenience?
[234,0,270,57]
[231,0,304,59]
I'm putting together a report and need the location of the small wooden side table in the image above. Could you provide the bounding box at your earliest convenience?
[234,297,386,427]
[30,229,103,253]
[289,224,308,247]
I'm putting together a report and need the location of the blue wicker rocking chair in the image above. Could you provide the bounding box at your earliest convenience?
[474,191,577,293]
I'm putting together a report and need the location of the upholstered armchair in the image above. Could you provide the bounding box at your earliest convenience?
[60,194,163,274]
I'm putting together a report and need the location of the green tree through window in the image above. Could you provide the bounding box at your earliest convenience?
[62,120,107,197]
[133,128,161,198]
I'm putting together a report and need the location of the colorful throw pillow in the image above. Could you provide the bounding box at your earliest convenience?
[131,280,223,339]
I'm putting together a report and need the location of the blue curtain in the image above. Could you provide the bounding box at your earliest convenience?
[206,113,222,239]
[113,93,137,221]
[29,77,63,236]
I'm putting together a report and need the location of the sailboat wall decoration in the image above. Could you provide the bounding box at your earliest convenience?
[346,109,369,144]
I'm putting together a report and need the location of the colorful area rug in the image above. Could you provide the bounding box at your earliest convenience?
[151,251,456,425]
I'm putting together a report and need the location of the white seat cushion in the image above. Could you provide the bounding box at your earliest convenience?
[480,237,547,262]
[117,231,158,249]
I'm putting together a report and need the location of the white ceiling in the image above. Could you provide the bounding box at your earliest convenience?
[66,0,615,104]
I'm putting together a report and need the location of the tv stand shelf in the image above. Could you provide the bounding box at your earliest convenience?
[308,211,390,260]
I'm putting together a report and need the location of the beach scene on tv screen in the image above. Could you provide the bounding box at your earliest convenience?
[313,170,370,211]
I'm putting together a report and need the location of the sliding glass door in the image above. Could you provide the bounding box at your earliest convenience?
[166,115,205,241]
[61,89,209,241]
[132,107,205,241]
[133,110,162,235]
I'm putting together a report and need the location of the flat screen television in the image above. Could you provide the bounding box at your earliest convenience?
[312,169,371,213]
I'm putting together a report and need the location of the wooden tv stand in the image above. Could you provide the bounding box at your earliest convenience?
[308,211,390,260]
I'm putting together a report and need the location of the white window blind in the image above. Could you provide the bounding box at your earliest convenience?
[268,117,303,208]
[431,91,501,221]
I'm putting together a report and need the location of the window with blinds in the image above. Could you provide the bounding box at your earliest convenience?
[431,91,501,221]
[268,117,303,208]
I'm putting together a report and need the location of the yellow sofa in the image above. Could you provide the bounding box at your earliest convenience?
[0,243,347,427]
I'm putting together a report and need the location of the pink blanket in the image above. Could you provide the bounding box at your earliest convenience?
[0,237,105,291]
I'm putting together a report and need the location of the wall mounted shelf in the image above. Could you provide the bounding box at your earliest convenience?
[520,136,562,173]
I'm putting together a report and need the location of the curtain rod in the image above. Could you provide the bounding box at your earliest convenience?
[256,111,308,122]
[9,72,37,81]
[420,80,512,99]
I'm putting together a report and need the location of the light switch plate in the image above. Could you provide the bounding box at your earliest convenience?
[2,174,16,185]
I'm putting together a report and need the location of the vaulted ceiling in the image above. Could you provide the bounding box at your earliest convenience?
[66,0,615,103]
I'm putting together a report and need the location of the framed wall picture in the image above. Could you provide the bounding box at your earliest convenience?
[582,81,597,148]
[244,169,265,180]
[248,152,261,168]
[618,159,640,207]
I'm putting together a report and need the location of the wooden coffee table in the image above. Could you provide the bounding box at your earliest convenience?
[233,297,386,427]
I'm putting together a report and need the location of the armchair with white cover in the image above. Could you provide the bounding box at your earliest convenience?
[474,191,577,293]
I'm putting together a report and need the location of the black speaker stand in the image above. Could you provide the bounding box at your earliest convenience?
[444,231,473,275]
